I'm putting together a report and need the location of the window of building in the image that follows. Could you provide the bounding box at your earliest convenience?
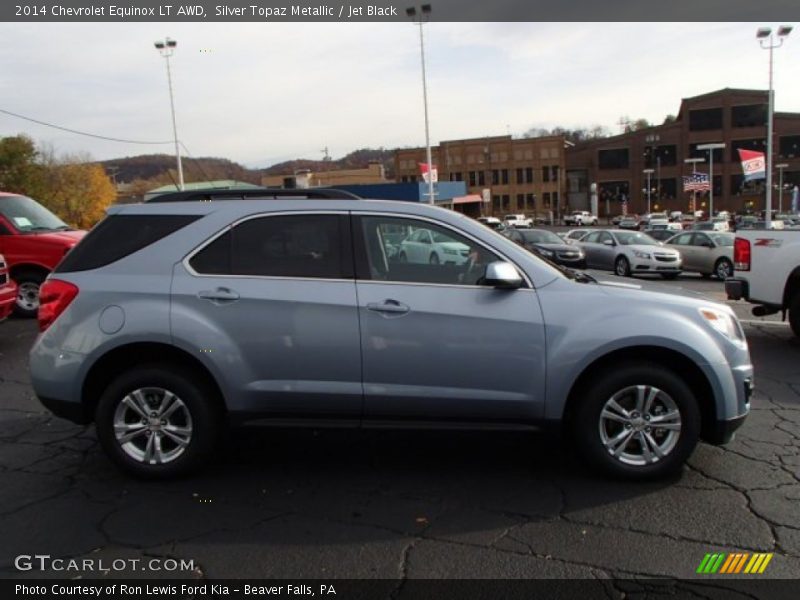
[401,176,409,183]
[552,166,560,181]
[516,168,523,184]
[492,169,499,185]
[779,135,800,159]
[552,191,559,206]
[478,171,486,186]
[493,196,501,212]
[502,195,510,210]
[732,104,767,128]
[190,215,346,279]
[526,193,535,209]
[542,166,550,182]
[656,178,678,201]
[656,145,676,166]
[731,174,766,196]
[688,142,725,163]
[598,181,631,204]
[689,107,723,131]
[598,148,630,170]
[731,138,767,162]
[525,167,534,184]
[501,169,509,185]
[516,194,524,210]
[543,192,551,207]
[468,171,476,187]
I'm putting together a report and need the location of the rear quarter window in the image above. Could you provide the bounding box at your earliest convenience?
[55,214,201,273]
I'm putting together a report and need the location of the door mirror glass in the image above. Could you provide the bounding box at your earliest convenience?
[602,239,615,246]
[484,261,523,289]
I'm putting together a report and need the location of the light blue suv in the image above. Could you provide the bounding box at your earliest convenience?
[30,195,753,479]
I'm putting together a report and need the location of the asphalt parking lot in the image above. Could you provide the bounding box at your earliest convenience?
[1,274,799,582]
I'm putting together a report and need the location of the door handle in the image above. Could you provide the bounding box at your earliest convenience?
[366,299,410,315]
[198,287,240,304]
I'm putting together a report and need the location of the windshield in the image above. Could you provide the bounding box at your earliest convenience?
[709,233,734,247]
[521,230,562,244]
[0,195,68,232]
[614,231,657,246]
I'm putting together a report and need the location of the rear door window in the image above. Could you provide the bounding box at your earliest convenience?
[189,214,352,279]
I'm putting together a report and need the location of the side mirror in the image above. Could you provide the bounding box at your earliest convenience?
[484,261,523,289]
[603,239,615,246]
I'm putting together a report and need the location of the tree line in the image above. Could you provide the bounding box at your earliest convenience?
[0,135,115,229]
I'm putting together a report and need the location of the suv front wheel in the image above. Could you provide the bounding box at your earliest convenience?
[95,365,220,478]
[572,363,701,479]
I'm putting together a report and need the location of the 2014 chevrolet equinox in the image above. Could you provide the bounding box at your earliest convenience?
[29,197,753,479]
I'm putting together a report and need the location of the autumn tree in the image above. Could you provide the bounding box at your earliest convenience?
[40,152,116,229]
[0,135,47,197]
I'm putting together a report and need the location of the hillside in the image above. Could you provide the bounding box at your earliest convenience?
[102,147,395,185]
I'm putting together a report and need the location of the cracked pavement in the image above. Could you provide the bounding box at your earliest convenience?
[1,276,799,586]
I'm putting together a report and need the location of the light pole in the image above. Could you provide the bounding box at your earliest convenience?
[406,4,435,205]
[757,25,792,228]
[643,169,654,214]
[685,157,705,216]
[697,143,725,217]
[154,37,184,191]
[776,163,789,213]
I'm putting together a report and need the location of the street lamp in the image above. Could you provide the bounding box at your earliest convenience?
[154,37,184,191]
[757,24,792,228]
[643,169,654,214]
[685,157,705,216]
[697,143,726,217]
[406,4,435,205]
[776,163,789,213]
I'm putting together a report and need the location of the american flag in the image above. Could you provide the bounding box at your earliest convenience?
[683,172,710,192]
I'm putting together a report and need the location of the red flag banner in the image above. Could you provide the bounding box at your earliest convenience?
[737,149,766,182]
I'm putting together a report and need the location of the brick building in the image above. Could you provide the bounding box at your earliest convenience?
[394,135,567,218]
[566,89,800,217]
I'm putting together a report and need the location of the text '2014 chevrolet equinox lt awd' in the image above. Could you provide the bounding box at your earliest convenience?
[30,197,753,479]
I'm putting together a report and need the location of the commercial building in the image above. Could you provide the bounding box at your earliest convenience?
[394,135,566,218]
[261,162,389,188]
[566,89,800,217]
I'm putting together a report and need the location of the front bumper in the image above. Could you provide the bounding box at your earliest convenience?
[632,259,682,273]
[0,282,17,322]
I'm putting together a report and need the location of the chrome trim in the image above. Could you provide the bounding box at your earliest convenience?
[181,209,535,289]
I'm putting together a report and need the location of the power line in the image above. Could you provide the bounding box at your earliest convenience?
[0,107,173,145]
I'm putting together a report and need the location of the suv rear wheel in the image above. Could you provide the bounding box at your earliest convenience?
[572,363,700,479]
[95,365,220,478]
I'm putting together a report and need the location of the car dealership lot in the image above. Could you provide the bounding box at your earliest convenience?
[1,275,799,580]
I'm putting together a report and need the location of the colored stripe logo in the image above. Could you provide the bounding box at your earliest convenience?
[697,553,773,574]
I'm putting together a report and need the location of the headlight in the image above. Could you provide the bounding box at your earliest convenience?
[442,248,458,255]
[633,250,651,259]
[699,307,746,344]
[539,249,554,257]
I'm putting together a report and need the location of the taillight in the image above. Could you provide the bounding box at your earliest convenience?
[38,279,79,332]
[734,237,751,272]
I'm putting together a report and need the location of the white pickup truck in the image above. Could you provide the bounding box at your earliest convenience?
[563,211,599,226]
[725,230,800,337]
[503,214,533,228]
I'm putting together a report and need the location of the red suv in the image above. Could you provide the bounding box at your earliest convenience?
[0,253,17,322]
[0,193,86,317]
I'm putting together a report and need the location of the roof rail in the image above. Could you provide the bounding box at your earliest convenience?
[144,187,361,203]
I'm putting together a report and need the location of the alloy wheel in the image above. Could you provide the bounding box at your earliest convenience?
[113,387,193,465]
[598,385,681,466]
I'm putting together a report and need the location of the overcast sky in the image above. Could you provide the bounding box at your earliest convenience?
[0,22,798,168]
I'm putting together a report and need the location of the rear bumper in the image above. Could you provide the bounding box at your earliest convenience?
[725,278,748,301]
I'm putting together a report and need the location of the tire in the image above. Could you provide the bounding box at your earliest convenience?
[571,362,701,479]
[615,256,631,277]
[660,273,680,280]
[95,365,221,478]
[12,270,46,318]
[714,258,733,280]
[790,292,800,338]
[429,253,440,265]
